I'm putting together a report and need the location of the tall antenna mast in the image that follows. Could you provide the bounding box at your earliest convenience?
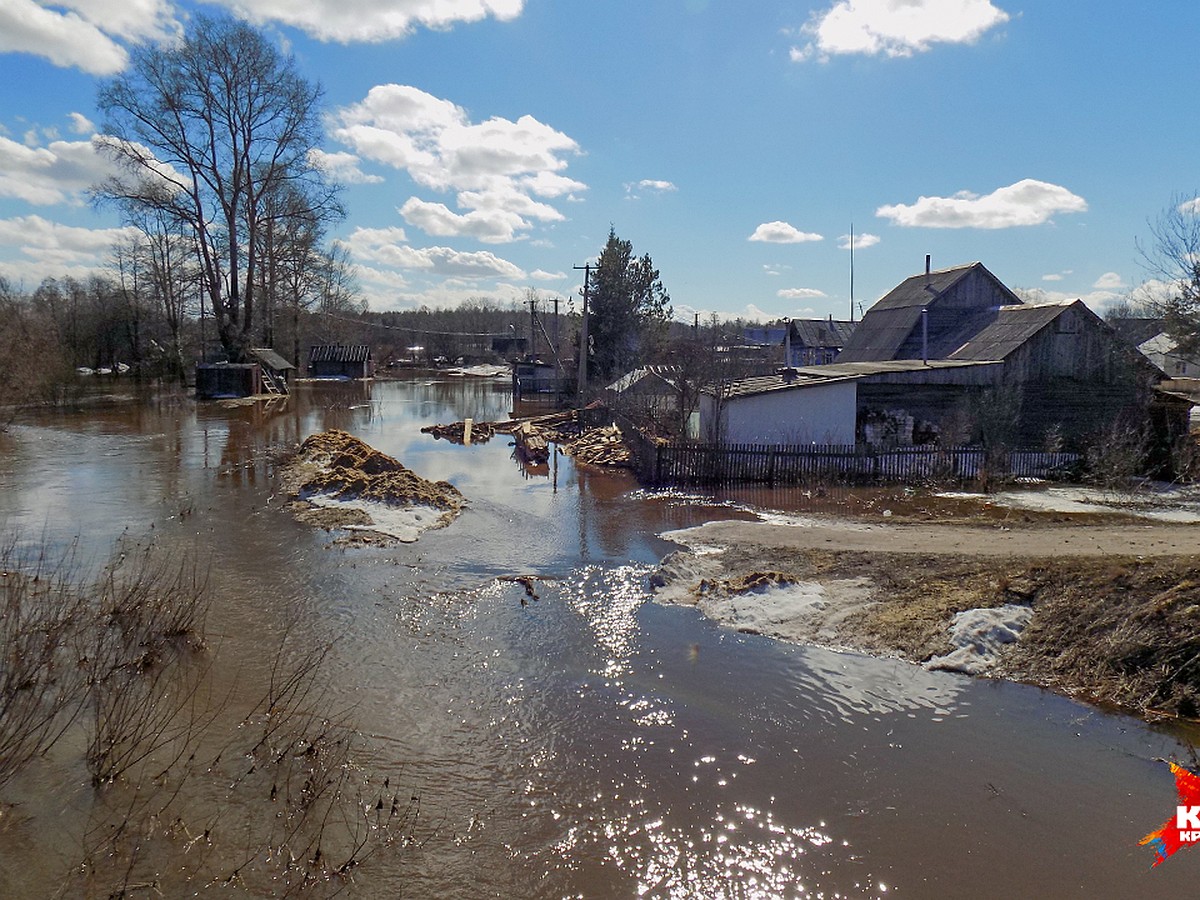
[849,223,855,323]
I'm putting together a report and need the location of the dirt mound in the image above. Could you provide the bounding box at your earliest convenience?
[294,430,463,511]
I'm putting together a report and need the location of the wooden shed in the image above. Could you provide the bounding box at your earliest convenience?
[308,344,374,379]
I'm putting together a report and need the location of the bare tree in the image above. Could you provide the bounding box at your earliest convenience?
[1137,193,1200,354]
[95,14,336,363]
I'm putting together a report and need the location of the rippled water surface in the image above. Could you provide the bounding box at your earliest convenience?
[1,377,1197,898]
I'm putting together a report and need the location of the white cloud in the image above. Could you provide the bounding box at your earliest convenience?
[748,221,823,244]
[68,112,95,135]
[221,0,524,44]
[332,84,584,243]
[1177,197,1200,215]
[792,0,1009,61]
[0,214,139,284]
[309,149,384,184]
[1042,274,1063,282]
[838,232,879,249]
[399,197,529,245]
[530,269,565,280]
[0,135,116,205]
[624,179,677,199]
[777,287,827,299]
[876,179,1087,228]
[339,225,526,280]
[0,0,180,74]
[1093,271,1125,290]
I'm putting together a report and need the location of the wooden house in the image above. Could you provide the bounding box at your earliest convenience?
[788,319,857,366]
[308,344,373,379]
[1111,318,1200,379]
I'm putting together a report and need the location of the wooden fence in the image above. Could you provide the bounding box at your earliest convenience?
[636,440,1081,487]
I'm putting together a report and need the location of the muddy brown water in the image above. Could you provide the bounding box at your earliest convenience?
[1,376,1198,898]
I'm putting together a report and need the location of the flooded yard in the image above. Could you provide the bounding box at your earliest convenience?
[0,376,1196,897]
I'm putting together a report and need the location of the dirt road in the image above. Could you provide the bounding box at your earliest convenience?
[667,517,1199,558]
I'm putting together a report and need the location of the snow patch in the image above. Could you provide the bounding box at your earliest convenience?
[307,495,447,543]
[696,577,875,647]
[925,604,1034,676]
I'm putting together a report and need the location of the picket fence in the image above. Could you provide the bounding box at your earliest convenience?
[636,440,1080,487]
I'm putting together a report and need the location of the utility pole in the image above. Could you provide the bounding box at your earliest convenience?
[553,294,560,366]
[574,263,590,401]
[849,222,855,324]
[528,292,538,359]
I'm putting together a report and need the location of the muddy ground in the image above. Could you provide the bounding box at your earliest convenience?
[655,503,1200,719]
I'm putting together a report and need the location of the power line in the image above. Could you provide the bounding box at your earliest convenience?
[315,308,520,338]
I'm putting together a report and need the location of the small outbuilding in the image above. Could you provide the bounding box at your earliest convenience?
[308,344,373,379]
[247,347,295,394]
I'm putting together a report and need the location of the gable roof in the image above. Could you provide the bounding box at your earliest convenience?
[948,300,1079,361]
[605,365,681,394]
[873,262,989,310]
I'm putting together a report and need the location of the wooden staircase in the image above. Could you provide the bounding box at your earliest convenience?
[261,368,288,395]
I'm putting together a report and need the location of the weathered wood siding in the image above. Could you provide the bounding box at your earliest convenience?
[895,269,1008,359]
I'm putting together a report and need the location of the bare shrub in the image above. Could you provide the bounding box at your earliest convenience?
[85,538,213,786]
[1084,419,1150,486]
[0,535,91,791]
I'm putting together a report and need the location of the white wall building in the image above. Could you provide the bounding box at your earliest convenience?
[700,375,857,445]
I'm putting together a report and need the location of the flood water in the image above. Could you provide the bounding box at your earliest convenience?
[1,376,1197,898]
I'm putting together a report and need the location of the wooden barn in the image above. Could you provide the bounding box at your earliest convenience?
[308,344,373,379]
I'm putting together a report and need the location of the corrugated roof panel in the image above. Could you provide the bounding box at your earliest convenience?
[309,344,372,363]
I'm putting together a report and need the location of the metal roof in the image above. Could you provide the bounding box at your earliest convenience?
[716,359,1001,399]
[947,300,1078,361]
[308,344,372,363]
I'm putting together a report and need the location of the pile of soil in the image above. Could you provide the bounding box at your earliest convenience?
[291,430,463,511]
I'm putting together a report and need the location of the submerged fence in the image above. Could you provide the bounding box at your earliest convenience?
[633,439,1081,487]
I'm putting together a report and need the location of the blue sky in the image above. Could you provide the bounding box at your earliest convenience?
[1,0,1197,324]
